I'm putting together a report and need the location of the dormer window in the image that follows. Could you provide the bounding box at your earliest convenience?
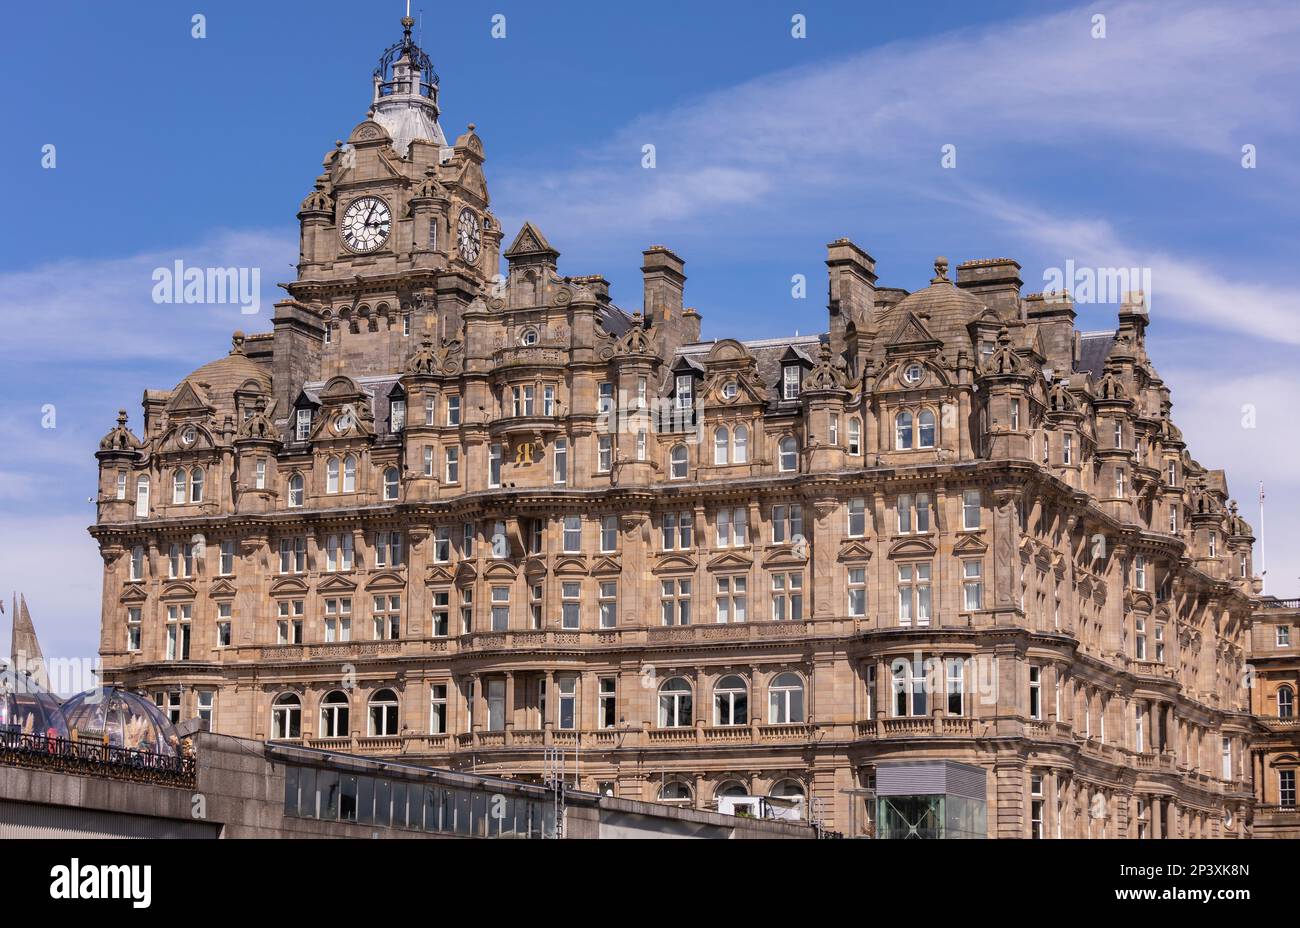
[390,399,406,433]
[783,366,801,400]
[675,375,694,411]
[295,408,312,442]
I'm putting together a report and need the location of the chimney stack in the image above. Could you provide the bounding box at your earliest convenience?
[642,246,685,326]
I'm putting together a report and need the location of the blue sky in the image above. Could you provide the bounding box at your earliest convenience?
[2,0,1298,661]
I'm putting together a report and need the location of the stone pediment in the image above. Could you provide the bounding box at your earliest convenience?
[1125,591,1154,614]
[159,421,217,454]
[504,221,558,260]
[160,581,197,600]
[119,584,148,605]
[208,578,238,598]
[365,571,407,592]
[761,546,808,569]
[837,540,873,563]
[270,577,310,596]
[888,537,937,559]
[951,533,988,555]
[426,565,456,584]
[652,553,698,573]
[706,550,754,571]
[347,119,392,147]
[454,560,478,582]
[523,557,548,580]
[317,574,358,594]
[886,311,942,352]
[166,381,213,416]
[484,561,518,580]
[554,555,590,575]
[591,556,622,576]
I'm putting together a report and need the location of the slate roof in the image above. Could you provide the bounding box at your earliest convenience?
[1075,331,1116,377]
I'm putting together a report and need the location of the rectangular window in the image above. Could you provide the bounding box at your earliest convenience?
[371,594,401,640]
[771,504,804,544]
[488,444,502,487]
[771,572,803,621]
[715,576,748,623]
[295,408,312,441]
[431,591,449,637]
[255,458,267,489]
[444,446,460,483]
[197,691,215,727]
[1280,770,1296,807]
[130,545,145,581]
[165,604,192,661]
[636,428,647,461]
[1155,623,1166,662]
[277,600,304,645]
[600,515,618,553]
[562,582,581,629]
[897,564,931,627]
[446,396,461,426]
[847,497,866,538]
[962,560,983,611]
[491,587,510,632]
[219,540,234,575]
[661,511,694,550]
[543,384,556,417]
[661,579,692,626]
[425,395,436,426]
[828,412,839,446]
[675,374,694,410]
[562,515,582,552]
[1278,626,1292,647]
[715,507,748,548]
[325,534,354,572]
[432,526,450,563]
[529,583,543,629]
[599,678,617,729]
[598,382,614,416]
[848,568,867,617]
[216,602,232,648]
[553,438,568,484]
[126,607,142,651]
[1135,617,1147,660]
[557,678,577,730]
[783,365,800,400]
[1028,666,1042,720]
[599,581,618,629]
[324,598,352,642]
[459,588,473,635]
[962,490,981,530]
[597,435,612,472]
[375,531,403,568]
[897,494,913,534]
[947,658,965,716]
[430,684,447,734]
[1063,434,1073,465]
[423,445,434,478]
[115,471,128,500]
[1134,554,1147,590]
[1209,531,1218,558]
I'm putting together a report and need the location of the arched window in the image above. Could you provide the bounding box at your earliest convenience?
[918,409,936,449]
[189,466,204,502]
[288,473,304,508]
[713,674,748,726]
[1280,686,1295,719]
[172,468,187,504]
[320,691,350,738]
[343,455,357,493]
[734,425,749,464]
[768,672,804,724]
[382,466,400,501]
[658,677,693,728]
[713,427,729,466]
[135,475,150,517]
[670,444,688,480]
[368,688,399,736]
[778,436,798,472]
[659,780,692,804]
[769,779,807,817]
[895,411,914,450]
[326,457,340,494]
[716,781,748,799]
[848,417,862,455]
[271,693,301,740]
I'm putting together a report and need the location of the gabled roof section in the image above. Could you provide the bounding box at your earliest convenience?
[504,221,559,260]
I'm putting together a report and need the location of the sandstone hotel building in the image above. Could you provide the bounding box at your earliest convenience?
[89,15,1259,837]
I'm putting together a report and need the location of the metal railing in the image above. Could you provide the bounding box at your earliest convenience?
[0,729,196,788]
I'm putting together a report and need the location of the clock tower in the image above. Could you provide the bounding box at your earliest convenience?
[275,14,502,413]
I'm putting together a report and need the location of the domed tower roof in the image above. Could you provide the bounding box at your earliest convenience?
[174,332,271,416]
[370,13,446,157]
[0,663,68,738]
[887,257,985,320]
[62,687,180,755]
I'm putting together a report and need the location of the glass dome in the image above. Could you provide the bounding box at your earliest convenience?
[62,687,179,755]
[0,664,69,738]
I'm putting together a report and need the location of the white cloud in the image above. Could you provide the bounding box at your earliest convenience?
[0,229,295,364]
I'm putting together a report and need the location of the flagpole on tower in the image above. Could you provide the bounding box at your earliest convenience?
[1258,481,1267,595]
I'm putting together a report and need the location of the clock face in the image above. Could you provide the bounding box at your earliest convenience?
[340,196,392,253]
[457,208,482,263]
